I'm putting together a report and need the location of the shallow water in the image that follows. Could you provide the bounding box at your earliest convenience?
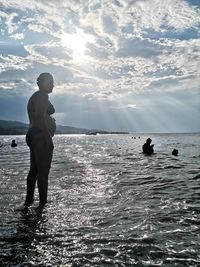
[0,133,200,266]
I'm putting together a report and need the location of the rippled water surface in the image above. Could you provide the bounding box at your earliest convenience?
[0,133,200,266]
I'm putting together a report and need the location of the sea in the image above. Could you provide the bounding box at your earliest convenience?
[0,133,200,267]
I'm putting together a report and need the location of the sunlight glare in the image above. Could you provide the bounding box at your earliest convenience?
[62,29,89,61]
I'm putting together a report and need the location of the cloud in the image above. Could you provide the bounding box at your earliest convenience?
[0,0,200,132]
[127,0,200,33]
[101,14,118,34]
[117,37,161,58]
[0,42,29,57]
[10,33,24,40]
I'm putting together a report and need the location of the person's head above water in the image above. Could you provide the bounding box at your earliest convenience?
[146,138,152,144]
[37,73,54,94]
[172,149,178,156]
[11,139,17,147]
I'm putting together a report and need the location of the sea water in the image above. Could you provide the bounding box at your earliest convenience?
[0,133,200,266]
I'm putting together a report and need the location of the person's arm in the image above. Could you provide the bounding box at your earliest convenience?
[35,92,52,144]
[142,144,146,153]
[150,144,154,153]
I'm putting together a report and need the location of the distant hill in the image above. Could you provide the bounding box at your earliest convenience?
[56,125,109,134]
[0,120,111,135]
[0,120,28,129]
[0,120,28,135]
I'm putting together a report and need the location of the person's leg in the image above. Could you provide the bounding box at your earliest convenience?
[25,150,37,205]
[34,140,53,205]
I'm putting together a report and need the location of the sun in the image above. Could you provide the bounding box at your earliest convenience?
[61,29,88,61]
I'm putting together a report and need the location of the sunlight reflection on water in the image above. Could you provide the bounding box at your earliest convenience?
[0,133,200,266]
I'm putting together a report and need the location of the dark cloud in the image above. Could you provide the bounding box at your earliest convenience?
[145,67,183,78]
[113,0,124,8]
[101,15,117,34]
[117,38,160,58]
[0,95,28,123]
[0,69,28,81]
[86,43,109,59]
[0,43,29,57]
[144,27,200,41]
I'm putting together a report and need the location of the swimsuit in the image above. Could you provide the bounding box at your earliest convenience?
[26,127,42,147]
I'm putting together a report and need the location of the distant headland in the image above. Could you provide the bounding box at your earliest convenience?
[0,120,128,135]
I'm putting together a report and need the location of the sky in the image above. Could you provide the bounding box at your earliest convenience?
[0,0,200,133]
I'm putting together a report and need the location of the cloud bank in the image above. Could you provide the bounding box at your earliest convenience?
[0,0,200,132]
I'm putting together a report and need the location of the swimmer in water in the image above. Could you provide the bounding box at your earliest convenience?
[11,139,17,147]
[172,149,178,156]
[25,73,56,207]
[142,138,154,155]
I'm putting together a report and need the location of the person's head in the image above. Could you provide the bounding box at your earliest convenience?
[146,138,152,144]
[172,149,178,156]
[37,73,54,93]
[12,140,15,143]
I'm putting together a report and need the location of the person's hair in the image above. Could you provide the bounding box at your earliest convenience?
[146,138,151,143]
[37,73,53,87]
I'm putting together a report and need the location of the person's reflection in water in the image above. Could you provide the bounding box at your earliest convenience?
[25,73,56,207]
[0,206,45,265]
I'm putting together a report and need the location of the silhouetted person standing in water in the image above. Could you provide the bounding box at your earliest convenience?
[142,138,154,155]
[25,73,56,207]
